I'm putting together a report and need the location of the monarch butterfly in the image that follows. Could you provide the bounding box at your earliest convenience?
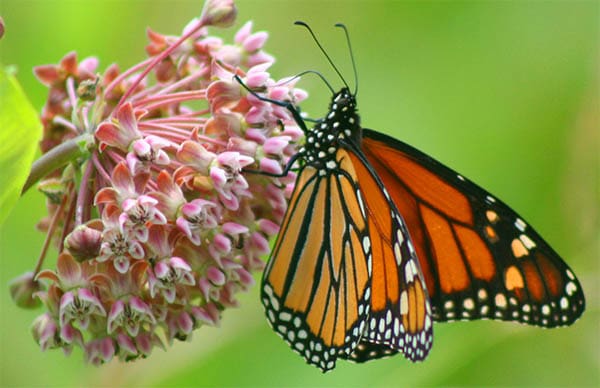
[242,22,585,372]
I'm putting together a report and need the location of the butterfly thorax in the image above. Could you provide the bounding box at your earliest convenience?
[300,88,361,170]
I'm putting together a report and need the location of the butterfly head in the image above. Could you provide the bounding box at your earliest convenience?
[303,88,361,165]
[327,87,360,135]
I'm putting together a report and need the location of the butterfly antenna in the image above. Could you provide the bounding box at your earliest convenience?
[279,70,335,94]
[334,23,358,96]
[295,21,349,90]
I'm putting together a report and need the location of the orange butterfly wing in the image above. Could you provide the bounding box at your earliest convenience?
[261,151,371,371]
[361,129,585,327]
[262,145,433,370]
[339,143,433,363]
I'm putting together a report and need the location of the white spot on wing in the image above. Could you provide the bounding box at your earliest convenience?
[519,234,536,249]
[478,289,487,300]
[279,312,291,321]
[463,298,475,310]
[495,293,507,309]
[542,305,551,315]
[515,218,527,232]
[394,243,402,265]
[400,291,408,315]
[362,236,371,253]
[566,282,577,296]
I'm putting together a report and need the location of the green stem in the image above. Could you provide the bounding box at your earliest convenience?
[21,133,95,194]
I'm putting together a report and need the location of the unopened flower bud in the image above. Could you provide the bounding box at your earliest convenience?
[200,0,237,28]
[64,221,103,261]
[9,272,43,309]
[77,78,98,101]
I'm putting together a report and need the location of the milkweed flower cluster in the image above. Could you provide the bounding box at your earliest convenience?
[9,0,307,364]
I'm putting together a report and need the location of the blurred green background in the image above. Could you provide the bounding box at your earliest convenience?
[1,1,598,386]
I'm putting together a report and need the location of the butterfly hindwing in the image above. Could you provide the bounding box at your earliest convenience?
[339,143,433,363]
[361,128,585,327]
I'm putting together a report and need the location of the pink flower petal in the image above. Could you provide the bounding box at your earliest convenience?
[78,288,106,315]
[99,338,115,362]
[222,222,248,235]
[163,288,176,304]
[169,257,192,272]
[60,52,78,74]
[260,157,282,175]
[234,21,253,44]
[212,233,231,254]
[115,103,137,133]
[33,65,60,86]
[108,300,125,333]
[246,71,269,88]
[235,267,255,288]
[177,312,194,334]
[209,166,227,187]
[113,257,131,274]
[56,253,82,283]
[243,31,268,52]
[128,241,145,259]
[117,333,137,356]
[206,267,226,286]
[154,262,169,279]
[250,232,270,254]
[130,296,153,320]
[258,219,279,236]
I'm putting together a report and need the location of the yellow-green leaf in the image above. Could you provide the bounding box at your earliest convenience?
[0,67,41,226]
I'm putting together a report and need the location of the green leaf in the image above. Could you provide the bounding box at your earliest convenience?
[0,67,41,226]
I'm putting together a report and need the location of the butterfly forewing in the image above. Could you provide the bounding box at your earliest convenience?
[262,157,373,372]
[361,129,585,327]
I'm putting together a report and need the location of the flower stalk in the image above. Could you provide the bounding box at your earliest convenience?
[22,133,94,194]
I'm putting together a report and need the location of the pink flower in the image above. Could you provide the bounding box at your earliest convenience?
[174,141,217,191]
[31,313,63,352]
[126,135,171,175]
[98,223,145,274]
[59,288,106,330]
[210,151,254,210]
[148,257,195,303]
[146,226,196,303]
[15,3,307,366]
[95,103,145,152]
[176,199,219,245]
[245,62,272,88]
[119,195,167,242]
[151,171,187,220]
[36,253,92,289]
[84,337,115,365]
[190,303,220,326]
[207,79,242,112]
[165,311,195,342]
[34,51,97,87]
[232,21,274,67]
[107,296,156,337]
[94,162,140,209]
